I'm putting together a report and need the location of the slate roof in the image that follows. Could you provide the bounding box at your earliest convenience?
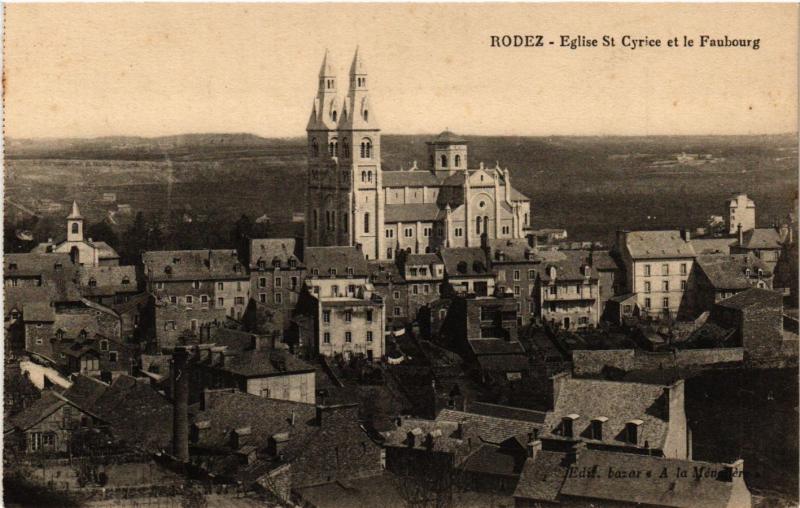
[143,250,247,282]
[294,472,406,508]
[405,253,443,266]
[513,451,570,502]
[739,228,783,250]
[440,248,491,277]
[382,170,443,188]
[462,444,526,477]
[383,418,467,453]
[61,374,108,412]
[559,449,740,508]
[9,390,68,431]
[465,402,547,425]
[716,287,783,310]
[22,302,55,322]
[384,203,441,223]
[79,265,138,296]
[478,355,530,373]
[367,261,402,285]
[540,250,597,282]
[691,237,738,255]
[590,251,620,271]
[695,254,770,290]
[211,349,315,378]
[304,246,370,278]
[249,238,302,269]
[542,376,671,449]
[436,408,543,445]
[468,338,526,356]
[94,241,120,260]
[625,231,695,259]
[428,130,467,144]
[5,253,75,278]
[486,239,537,264]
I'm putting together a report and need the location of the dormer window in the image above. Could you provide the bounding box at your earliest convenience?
[562,414,579,438]
[757,269,763,278]
[548,266,557,280]
[591,417,608,440]
[273,259,281,269]
[745,268,751,277]
[258,259,266,270]
[56,329,65,339]
[626,419,643,446]
[347,267,354,276]
[88,278,97,288]
[122,277,130,285]
[173,257,180,264]
[288,258,297,269]
[164,266,172,275]
[330,268,337,277]
[312,268,319,276]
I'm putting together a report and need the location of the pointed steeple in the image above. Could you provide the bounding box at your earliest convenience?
[67,201,82,219]
[340,47,376,130]
[319,49,336,79]
[349,46,367,82]
[308,50,339,131]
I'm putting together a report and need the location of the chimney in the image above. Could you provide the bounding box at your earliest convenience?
[527,439,543,460]
[269,432,290,456]
[738,223,744,246]
[231,426,251,449]
[290,410,297,427]
[548,371,571,411]
[192,420,210,444]
[663,379,685,422]
[681,229,691,242]
[569,441,587,463]
[614,230,630,254]
[252,334,267,351]
[407,427,423,448]
[171,347,190,462]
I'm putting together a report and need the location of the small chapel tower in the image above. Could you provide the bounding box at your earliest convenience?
[66,201,84,242]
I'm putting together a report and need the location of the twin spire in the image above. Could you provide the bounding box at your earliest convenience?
[308,47,375,131]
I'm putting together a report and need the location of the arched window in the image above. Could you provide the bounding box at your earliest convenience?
[454,155,461,168]
[364,213,370,233]
[524,213,528,226]
[329,139,338,157]
[476,216,482,232]
[484,216,489,234]
[364,110,369,122]
[440,155,448,168]
[342,138,349,157]
[361,171,367,182]
[368,171,373,182]
[332,110,337,122]
[311,138,319,157]
[72,222,79,234]
[88,277,97,288]
[360,138,372,159]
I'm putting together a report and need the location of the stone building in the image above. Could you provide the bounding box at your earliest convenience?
[32,202,120,267]
[537,250,600,331]
[727,193,756,235]
[689,253,773,317]
[78,265,139,307]
[711,287,785,360]
[249,238,305,329]
[304,49,531,261]
[440,247,496,297]
[483,238,539,325]
[5,390,95,455]
[615,230,696,320]
[367,260,408,327]
[400,252,445,322]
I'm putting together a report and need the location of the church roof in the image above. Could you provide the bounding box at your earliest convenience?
[318,49,335,77]
[67,201,83,220]
[382,170,443,188]
[428,131,467,145]
[384,203,441,223]
[349,46,366,76]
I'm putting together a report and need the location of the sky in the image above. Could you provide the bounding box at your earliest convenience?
[4,3,797,139]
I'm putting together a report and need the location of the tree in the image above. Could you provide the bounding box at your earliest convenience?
[231,214,253,259]
[87,221,119,249]
[121,212,149,264]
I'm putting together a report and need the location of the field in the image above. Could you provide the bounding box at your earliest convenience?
[5,133,797,245]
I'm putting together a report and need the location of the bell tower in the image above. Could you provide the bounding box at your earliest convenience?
[338,47,383,260]
[66,201,84,242]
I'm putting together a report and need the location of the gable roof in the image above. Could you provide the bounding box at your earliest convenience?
[405,253,443,266]
[543,376,671,449]
[739,228,783,250]
[142,249,247,282]
[695,254,770,290]
[436,408,543,445]
[625,231,695,259]
[249,238,302,269]
[559,449,739,508]
[716,287,783,310]
[22,302,55,322]
[440,248,491,278]
[691,237,738,255]
[465,402,547,424]
[540,250,597,282]
[61,374,108,412]
[79,265,138,296]
[304,246,369,277]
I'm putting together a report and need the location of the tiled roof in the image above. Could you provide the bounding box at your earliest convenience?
[304,246,369,277]
[540,250,597,282]
[384,203,441,223]
[462,444,526,476]
[249,238,302,269]
[485,239,537,264]
[79,265,138,296]
[691,238,738,255]
[405,253,442,266]
[739,228,783,250]
[213,349,315,378]
[559,449,739,507]
[716,287,783,310]
[61,374,108,413]
[143,249,247,282]
[382,170,443,188]
[436,408,543,445]
[542,377,670,449]
[513,451,570,502]
[590,251,620,271]
[695,254,770,290]
[466,402,547,424]
[440,248,491,277]
[625,231,695,259]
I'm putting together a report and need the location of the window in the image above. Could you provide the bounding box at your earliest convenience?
[502,226,510,235]
[360,138,372,158]
[330,268,338,277]
[404,227,414,238]
[260,293,266,303]
[217,297,224,307]
[644,265,651,276]
[455,228,463,237]
[331,285,339,297]
[366,310,373,322]
[385,229,394,238]
[99,340,109,351]
[528,269,536,280]
[290,276,298,289]
[424,227,432,237]
[275,277,282,288]
[312,268,319,276]
[345,311,352,322]
[218,282,224,290]
[662,281,669,291]
[88,278,97,288]
[275,293,283,304]
[420,267,428,276]
[345,332,352,343]
[364,213,370,233]
[579,316,588,325]
[410,268,418,276]
[680,263,687,275]
[454,154,461,167]
[109,351,118,363]
[412,285,419,295]
[394,307,401,316]
[156,282,164,290]
[186,295,193,304]
[663,297,669,309]
[513,270,521,281]
[347,267,354,276]
[680,280,687,291]
[342,138,349,156]
[170,296,177,304]
[626,422,640,445]
[313,210,318,230]
[323,332,331,344]
[234,297,245,305]
[393,291,400,299]
[72,223,79,234]
[259,277,267,288]
[549,285,557,296]
[329,139,338,157]
[192,281,200,289]
[424,284,430,294]
[644,281,651,293]
[644,298,651,310]
[440,154,448,168]
[323,310,331,323]
[514,285,521,296]
[367,331,373,342]
[311,138,319,157]
[662,264,669,275]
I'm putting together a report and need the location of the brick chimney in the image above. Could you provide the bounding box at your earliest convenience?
[738,223,744,246]
[171,347,191,462]
[527,439,543,460]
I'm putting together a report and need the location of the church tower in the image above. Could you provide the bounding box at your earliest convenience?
[66,201,84,242]
[338,47,383,260]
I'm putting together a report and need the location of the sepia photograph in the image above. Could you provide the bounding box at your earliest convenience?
[2,3,798,507]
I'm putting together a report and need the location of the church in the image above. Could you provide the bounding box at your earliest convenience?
[304,49,532,261]
[32,202,120,267]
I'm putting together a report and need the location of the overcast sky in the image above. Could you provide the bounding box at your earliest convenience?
[4,3,797,139]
